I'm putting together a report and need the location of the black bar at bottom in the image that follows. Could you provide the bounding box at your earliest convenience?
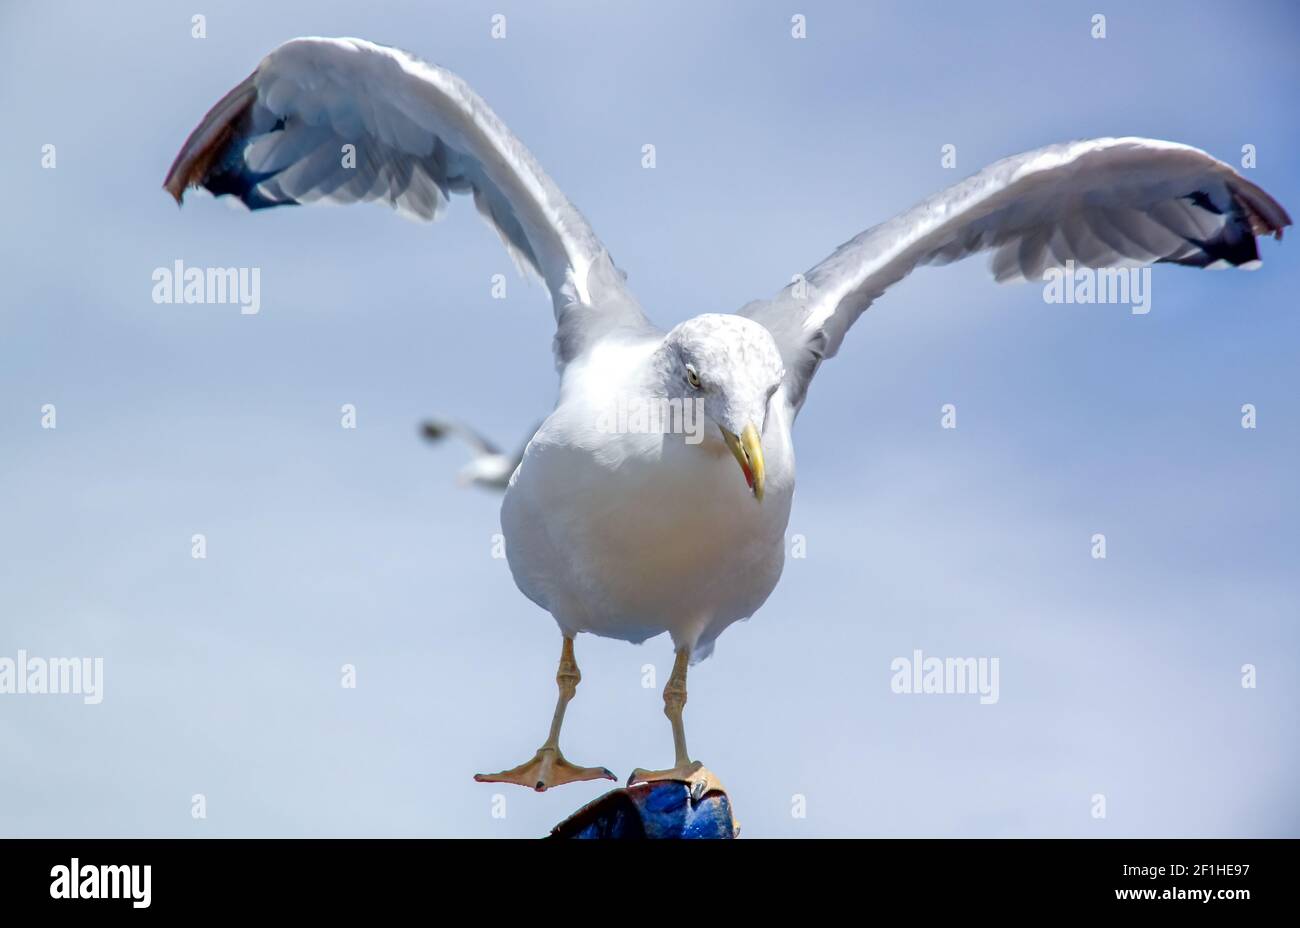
[0,837,1289,913]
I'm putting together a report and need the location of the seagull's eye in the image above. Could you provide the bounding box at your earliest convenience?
[685,365,702,389]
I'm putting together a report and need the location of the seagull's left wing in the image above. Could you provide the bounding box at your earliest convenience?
[741,137,1290,414]
[164,36,651,362]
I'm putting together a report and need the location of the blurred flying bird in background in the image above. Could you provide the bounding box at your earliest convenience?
[420,417,535,491]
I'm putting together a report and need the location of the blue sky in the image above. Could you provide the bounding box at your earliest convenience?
[1,0,1296,837]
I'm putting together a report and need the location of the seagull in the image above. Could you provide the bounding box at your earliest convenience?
[420,418,535,491]
[164,36,1289,793]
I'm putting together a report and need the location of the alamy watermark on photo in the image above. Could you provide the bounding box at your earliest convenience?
[152,259,261,314]
[595,396,706,444]
[890,649,999,705]
[1043,260,1152,315]
[0,650,104,704]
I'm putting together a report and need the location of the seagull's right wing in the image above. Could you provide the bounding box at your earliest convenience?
[741,137,1290,414]
[164,36,654,365]
[507,420,545,472]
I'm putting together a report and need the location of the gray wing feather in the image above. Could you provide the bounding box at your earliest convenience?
[742,137,1290,414]
[164,36,654,366]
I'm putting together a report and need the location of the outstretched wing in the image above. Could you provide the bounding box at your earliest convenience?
[741,137,1290,413]
[164,36,653,362]
[420,418,500,457]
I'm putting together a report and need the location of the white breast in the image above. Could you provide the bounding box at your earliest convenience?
[500,350,796,659]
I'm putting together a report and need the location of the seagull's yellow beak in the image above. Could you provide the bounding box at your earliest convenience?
[722,423,765,501]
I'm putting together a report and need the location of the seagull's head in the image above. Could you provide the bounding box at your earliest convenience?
[662,314,785,501]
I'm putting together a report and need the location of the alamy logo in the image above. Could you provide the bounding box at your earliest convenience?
[1042,260,1152,315]
[152,259,261,314]
[595,396,706,444]
[0,650,103,704]
[890,650,1000,705]
[50,859,151,908]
